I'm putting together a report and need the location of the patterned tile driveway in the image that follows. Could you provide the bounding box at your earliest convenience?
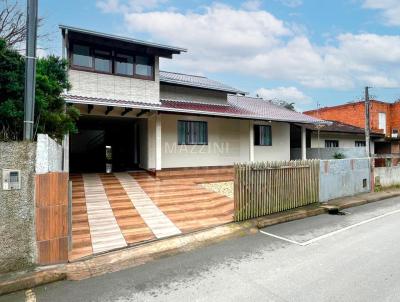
[70,171,234,261]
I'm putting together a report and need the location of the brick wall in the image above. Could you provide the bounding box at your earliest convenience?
[305,102,366,129]
[305,100,396,137]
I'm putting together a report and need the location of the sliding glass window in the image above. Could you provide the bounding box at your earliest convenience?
[94,49,112,73]
[115,53,134,76]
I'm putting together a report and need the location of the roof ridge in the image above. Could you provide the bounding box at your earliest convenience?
[160,70,207,79]
[230,94,263,101]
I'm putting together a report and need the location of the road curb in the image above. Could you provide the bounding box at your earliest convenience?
[2,189,399,296]
[0,266,66,296]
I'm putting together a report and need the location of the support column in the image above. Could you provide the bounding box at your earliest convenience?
[301,125,307,160]
[155,113,162,171]
[62,133,69,172]
[249,121,254,162]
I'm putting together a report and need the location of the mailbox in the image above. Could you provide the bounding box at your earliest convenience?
[2,169,21,190]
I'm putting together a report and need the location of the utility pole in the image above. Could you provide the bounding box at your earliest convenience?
[365,86,371,157]
[23,0,38,141]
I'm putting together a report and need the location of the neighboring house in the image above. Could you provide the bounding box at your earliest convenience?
[60,25,321,173]
[304,100,400,155]
[290,121,384,160]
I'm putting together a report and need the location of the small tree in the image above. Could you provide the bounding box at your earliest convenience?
[0,39,79,141]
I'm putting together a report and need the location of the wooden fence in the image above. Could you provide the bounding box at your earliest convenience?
[234,160,320,221]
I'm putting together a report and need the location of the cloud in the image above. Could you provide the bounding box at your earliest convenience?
[277,0,303,8]
[242,0,262,11]
[96,0,166,13]
[256,86,312,109]
[363,0,400,26]
[99,3,400,90]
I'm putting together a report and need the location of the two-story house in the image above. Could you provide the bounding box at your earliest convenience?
[60,25,321,174]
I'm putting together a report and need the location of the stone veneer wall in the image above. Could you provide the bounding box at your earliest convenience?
[68,57,160,104]
[0,141,37,273]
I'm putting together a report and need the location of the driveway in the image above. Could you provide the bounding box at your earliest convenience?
[5,196,400,302]
[70,171,234,260]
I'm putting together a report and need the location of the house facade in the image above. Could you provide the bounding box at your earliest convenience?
[290,121,384,160]
[304,100,400,155]
[60,25,321,173]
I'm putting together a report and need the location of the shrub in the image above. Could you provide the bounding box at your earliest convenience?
[0,39,79,142]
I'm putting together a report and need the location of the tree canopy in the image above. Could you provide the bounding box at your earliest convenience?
[0,39,79,141]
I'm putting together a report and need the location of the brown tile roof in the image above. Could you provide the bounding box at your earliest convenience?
[302,120,384,136]
[64,94,323,124]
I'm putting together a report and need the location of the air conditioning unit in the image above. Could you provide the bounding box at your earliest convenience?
[392,129,398,138]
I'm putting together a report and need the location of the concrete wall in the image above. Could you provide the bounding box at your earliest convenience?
[68,57,160,104]
[36,134,64,174]
[160,84,228,105]
[0,142,37,273]
[254,122,290,162]
[319,158,371,202]
[291,147,367,160]
[375,166,400,187]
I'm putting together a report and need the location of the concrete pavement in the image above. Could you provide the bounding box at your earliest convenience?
[2,196,400,302]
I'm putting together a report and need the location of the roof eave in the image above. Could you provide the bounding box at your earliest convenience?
[59,24,187,54]
[65,97,320,124]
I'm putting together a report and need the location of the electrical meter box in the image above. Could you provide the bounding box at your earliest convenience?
[2,169,21,190]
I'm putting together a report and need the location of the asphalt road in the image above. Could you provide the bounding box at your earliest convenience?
[3,197,400,302]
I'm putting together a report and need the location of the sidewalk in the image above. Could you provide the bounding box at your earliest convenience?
[2,188,400,296]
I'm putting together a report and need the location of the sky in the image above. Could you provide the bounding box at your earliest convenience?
[38,0,400,111]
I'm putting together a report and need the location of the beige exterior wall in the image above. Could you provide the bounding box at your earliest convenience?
[160,84,228,105]
[147,115,157,169]
[68,57,160,104]
[310,133,366,148]
[254,121,291,162]
[147,114,291,169]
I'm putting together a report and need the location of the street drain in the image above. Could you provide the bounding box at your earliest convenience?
[328,208,346,215]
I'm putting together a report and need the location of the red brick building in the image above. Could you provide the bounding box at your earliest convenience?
[304,100,400,154]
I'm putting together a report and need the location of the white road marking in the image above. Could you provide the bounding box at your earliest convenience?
[260,208,400,246]
[25,289,36,302]
[259,230,303,245]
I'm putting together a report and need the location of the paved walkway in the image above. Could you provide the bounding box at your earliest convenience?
[70,171,234,260]
[82,174,127,254]
[115,173,181,239]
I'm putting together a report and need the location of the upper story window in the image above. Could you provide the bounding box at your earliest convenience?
[135,56,153,78]
[72,44,92,68]
[254,125,272,146]
[378,112,386,134]
[70,43,154,80]
[94,49,112,73]
[115,53,134,76]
